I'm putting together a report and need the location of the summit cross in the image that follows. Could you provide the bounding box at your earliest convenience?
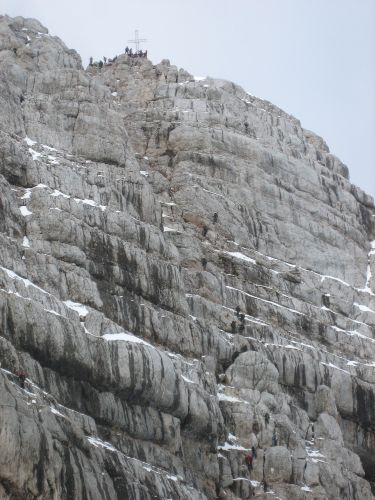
[127,30,147,52]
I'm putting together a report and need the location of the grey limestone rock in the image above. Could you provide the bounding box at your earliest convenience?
[0,13,375,500]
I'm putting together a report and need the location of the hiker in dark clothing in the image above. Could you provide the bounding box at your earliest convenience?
[201,257,207,269]
[129,48,133,56]
[98,60,103,69]
[239,313,245,322]
[213,212,218,223]
[245,452,253,471]
[125,46,129,54]
[89,56,93,66]
[202,226,208,237]
[144,50,148,58]
[231,320,236,334]
[239,324,245,333]
[17,371,27,389]
[265,412,270,425]
[251,446,257,459]
[235,305,241,317]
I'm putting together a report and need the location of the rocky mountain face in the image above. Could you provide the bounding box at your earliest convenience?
[0,14,374,500]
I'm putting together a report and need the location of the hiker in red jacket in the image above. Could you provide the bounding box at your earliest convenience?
[245,452,253,471]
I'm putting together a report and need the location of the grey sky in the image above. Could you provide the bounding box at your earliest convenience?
[3,0,375,198]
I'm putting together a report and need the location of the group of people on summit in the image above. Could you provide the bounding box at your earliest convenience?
[124,46,148,58]
[89,45,148,68]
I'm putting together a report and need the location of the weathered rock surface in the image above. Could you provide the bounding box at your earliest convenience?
[0,14,374,500]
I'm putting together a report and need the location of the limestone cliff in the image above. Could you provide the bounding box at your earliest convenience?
[0,14,374,500]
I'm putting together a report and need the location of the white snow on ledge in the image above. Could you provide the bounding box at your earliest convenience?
[24,136,37,147]
[223,251,256,265]
[22,236,30,248]
[51,189,70,199]
[88,437,117,452]
[64,300,89,317]
[354,303,375,314]
[0,266,50,295]
[74,198,107,211]
[20,206,32,216]
[102,332,152,347]
[194,76,206,81]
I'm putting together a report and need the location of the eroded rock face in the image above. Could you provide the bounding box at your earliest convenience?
[0,14,374,500]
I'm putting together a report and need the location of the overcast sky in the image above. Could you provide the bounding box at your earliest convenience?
[3,0,375,198]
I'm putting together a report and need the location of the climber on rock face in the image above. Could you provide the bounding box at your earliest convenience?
[231,320,236,334]
[125,46,129,54]
[272,429,278,446]
[239,313,245,322]
[265,412,270,425]
[251,446,257,459]
[213,212,218,223]
[17,371,27,389]
[201,257,207,269]
[202,226,208,237]
[245,452,253,471]
[235,305,241,317]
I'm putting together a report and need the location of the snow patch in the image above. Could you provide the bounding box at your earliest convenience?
[51,190,70,199]
[223,252,256,265]
[20,206,32,216]
[354,303,375,314]
[28,148,41,161]
[64,300,89,317]
[20,190,31,200]
[87,437,118,452]
[102,332,152,347]
[24,137,36,146]
[22,236,30,248]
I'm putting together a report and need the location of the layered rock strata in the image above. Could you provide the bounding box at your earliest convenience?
[0,14,374,500]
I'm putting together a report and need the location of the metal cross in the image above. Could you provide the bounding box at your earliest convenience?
[127,30,147,51]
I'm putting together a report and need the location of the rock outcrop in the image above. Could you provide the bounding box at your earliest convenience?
[0,14,374,500]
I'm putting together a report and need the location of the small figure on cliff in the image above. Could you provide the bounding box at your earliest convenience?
[245,452,253,471]
[89,56,93,66]
[239,313,245,323]
[239,323,245,333]
[129,48,133,56]
[231,320,236,334]
[272,429,278,446]
[202,226,208,237]
[251,446,257,459]
[98,60,103,69]
[17,371,27,389]
[213,212,218,223]
[235,305,241,317]
[125,46,129,54]
[265,412,270,425]
[201,257,207,269]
